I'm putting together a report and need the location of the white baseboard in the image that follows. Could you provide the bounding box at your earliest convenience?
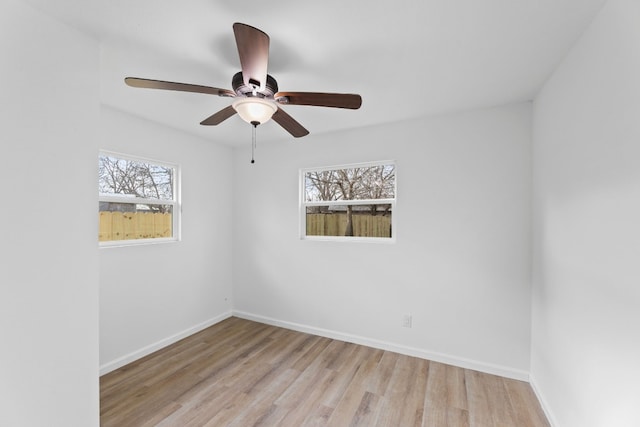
[529,374,558,427]
[232,310,530,382]
[99,311,233,376]
[99,310,530,382]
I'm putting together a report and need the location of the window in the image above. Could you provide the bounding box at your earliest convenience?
[98,151,180,245]
[301,161,396,241]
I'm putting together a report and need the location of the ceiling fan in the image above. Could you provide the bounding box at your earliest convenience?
[124,22,362,138]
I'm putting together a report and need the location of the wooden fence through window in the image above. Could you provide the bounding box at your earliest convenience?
[99,211,390,241]
[306,213,391,238]
[99,211,172,241]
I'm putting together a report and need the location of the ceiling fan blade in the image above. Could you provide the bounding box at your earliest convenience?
[200,105,237,126]
[275,92,362,109]
[233,23,270,91]
[125,77,235,97]
[272,107,309,138]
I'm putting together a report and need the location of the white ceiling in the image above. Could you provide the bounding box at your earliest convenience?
[27,0,606,146]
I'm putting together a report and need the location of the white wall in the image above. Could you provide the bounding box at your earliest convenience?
[531,0,640,426]
[233,103,533,378]
[98,107,234,372]
[0,2,100,426]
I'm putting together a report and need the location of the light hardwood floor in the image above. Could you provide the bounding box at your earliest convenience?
[100,317,550,427]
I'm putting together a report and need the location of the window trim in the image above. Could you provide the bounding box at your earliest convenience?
[98,150,181,247]
[300,160,397,243]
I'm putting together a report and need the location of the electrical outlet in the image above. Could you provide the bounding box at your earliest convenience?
[402,314,412,328]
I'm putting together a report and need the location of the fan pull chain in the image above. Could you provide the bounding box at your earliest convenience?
[250,121,259,164]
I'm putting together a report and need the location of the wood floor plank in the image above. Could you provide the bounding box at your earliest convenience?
[227,368,300,427]
[316,344,368,410]
[100,317,550,427]
[465,369,498,427]
[395,357,430,427]
[503,378,551,427]
[290,336,333,372]
[349,391,382,426]
[485,372,518,426]
[447,363,469,411]
[365,350,399,396]
[447,407,471,427]
[155,385,237,427]
[301,404,334,427]
[277,368,338,426]
[326,352,380,425]
[423,361,449,427]
[373,354,423,426]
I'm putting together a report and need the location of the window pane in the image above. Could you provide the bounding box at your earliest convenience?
[99,202,173,241]
[304,164,395,202]
[306,204,392,238]
[99,155,174,200]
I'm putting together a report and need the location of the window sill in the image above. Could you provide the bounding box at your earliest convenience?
[301,235,396,244]
[99,237,179,248]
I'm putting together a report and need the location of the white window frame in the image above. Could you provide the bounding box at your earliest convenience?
[99,150,181,247]
[300,160,397,243]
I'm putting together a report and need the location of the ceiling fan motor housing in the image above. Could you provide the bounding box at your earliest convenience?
[232,72,278,98]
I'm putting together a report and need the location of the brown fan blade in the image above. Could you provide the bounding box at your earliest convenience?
[272,107,309,138]
[233,23,270,91]
[125,77,235,97]
[275,92,362,109]
[200,105,237,126]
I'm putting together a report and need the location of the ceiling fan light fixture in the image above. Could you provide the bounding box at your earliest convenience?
[232,97,278,125]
